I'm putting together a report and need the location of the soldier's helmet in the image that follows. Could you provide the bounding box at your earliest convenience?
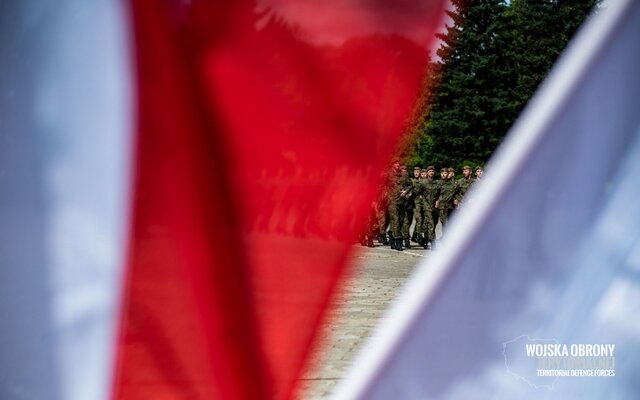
[447,167,455,173]
[463,165,471,170]
[426,166,435,172]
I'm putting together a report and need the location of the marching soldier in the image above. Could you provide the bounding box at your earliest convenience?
[360,201,376,247]
[388,164,412,251]
[412,168,427,245]
[400,165,414,249]
[437,167,457,237]
[433,168,447,240]
[454,165,474,208]
[405,166,421,245]
[375,171,390,245]
[421,166,440,249]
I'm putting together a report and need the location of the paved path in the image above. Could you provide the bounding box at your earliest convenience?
[297,241,433,399]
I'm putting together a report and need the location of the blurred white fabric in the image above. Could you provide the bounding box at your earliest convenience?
[334,0,640,399]
[0,1,131,399]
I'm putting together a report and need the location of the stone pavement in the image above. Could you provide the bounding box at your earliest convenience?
[296,241,433,399]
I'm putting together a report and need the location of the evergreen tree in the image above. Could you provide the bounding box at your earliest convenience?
[503,0,599,117]
[424,0,508,170]
[415,0,598,171]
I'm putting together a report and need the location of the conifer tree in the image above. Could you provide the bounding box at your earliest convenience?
[416,0,599,170]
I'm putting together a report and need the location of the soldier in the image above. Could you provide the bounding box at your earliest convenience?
[433,168,447,236]
[386,161,401,245]
[359,201,376,247]
[421,166,440,249]
[400,165,415,249]
[388,164,412,251]
[412,168,427,245]
[406,166,421,245]
[413,166,439,249]
[433,168,448,239]
[475,165,484,181]
[454,165,474,208]
[438,167,457,237]
[375,171,390,245]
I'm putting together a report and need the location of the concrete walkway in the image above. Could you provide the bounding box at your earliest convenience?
[297,242,432,399]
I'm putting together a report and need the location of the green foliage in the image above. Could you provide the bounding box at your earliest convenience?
[413,0,599,169]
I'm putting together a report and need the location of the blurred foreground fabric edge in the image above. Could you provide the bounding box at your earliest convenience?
[333,0,640,399]
[0,1,448,399]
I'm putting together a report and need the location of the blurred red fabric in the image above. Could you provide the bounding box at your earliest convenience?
[114,0,446,399]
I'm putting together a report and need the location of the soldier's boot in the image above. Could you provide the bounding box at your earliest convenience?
[380,234,389,245]
[390,238,397,250]
[415,233,423,246]
[404,238,411,249]
[367,236,374,247]
[411,232,418,243]
[423,238,429,250]
[396,238,404,251]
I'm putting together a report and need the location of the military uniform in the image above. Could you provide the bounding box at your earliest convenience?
[452,165,474,214]
[438,168,457,234]
[413,172,427,244]
[387,170,412,250]
[421,170,440,246]
[455,166,473,205]
[455,178,473,206]
[403,169,421,247]
[375,173,390,244]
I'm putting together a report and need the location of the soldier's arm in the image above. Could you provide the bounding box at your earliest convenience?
[401,179,414,197]
[453,180,462,205]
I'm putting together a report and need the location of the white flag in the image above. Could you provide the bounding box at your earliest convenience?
[335,0,640,399]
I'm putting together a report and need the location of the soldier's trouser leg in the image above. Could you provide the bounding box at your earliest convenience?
[367,207,377,237]
[439,208,451,235]
[377,209,387,236]
[425,207,435,241]
[402,208,413,239]
[431,208,439,240]
[388,203,402,240]
[414,202,424,234]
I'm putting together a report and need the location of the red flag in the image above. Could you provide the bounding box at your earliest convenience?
[114,1,446,399]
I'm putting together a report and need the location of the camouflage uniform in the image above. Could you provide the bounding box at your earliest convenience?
[438,170,458,234]
[455,166,474,207]
[422,176,440,243]
[376,182,390,244]
[455,175,473,207]
[387,171,412,250]
[413,178,426,238]
[403,174,420,242]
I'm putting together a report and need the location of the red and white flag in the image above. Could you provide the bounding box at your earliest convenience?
[334,0,640,399]
[0,1,446,399]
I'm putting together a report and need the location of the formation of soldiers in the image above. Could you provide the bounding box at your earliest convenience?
[360,160,484,251]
